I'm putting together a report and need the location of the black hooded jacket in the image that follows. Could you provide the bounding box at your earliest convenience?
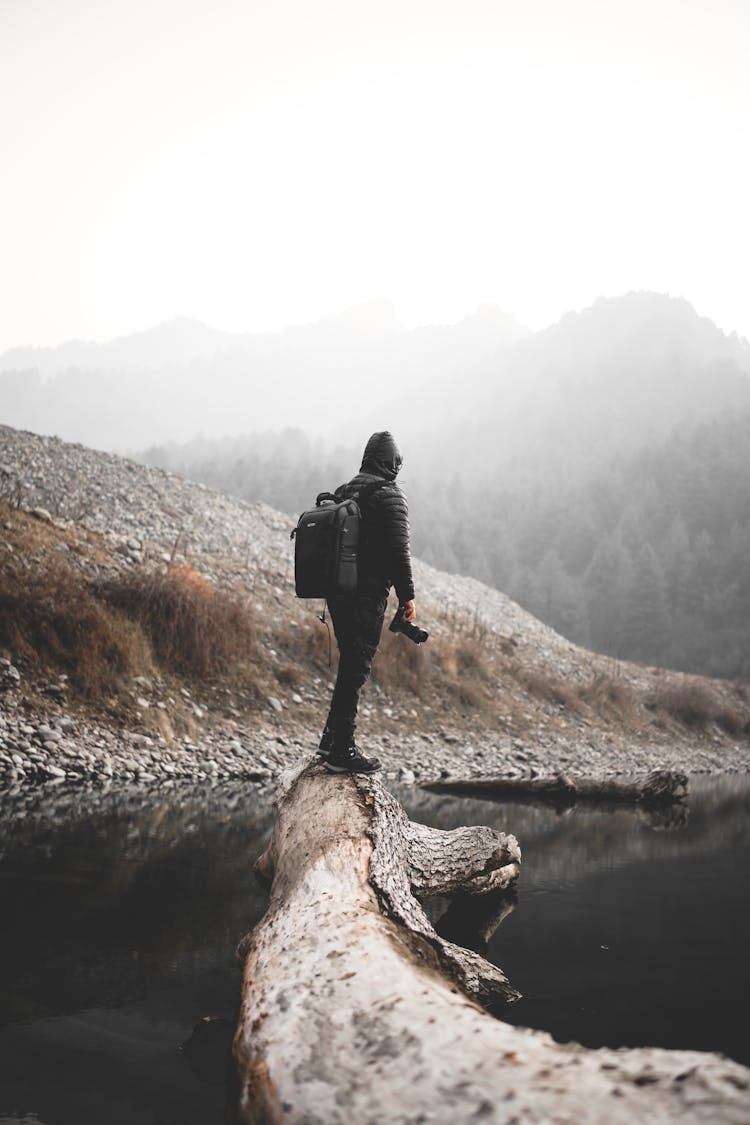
[334,431,415,603]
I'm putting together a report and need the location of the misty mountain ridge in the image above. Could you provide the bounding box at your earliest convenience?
[0,301,407,379]
[517,292,749,379]
[0,316,233,379]
[0,299,528,449]
[2,290,747,458]
[407,291,750,481]
[0,300,527,377]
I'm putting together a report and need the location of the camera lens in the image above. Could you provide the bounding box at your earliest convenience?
[389,608,428,644]
[405,621,429,644]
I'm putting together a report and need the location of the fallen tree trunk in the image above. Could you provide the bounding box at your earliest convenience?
[422,768,689,808]
[233,761,748,1124]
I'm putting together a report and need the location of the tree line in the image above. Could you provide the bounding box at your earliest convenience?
[141,412,750,682]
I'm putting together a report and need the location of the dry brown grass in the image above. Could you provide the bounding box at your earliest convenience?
[646,680,750,736]
[284,619,333,671]
[276,663,304,688]
[578,673,638,722]
[9,498,746,743]
[372,631,430,697]
[441,606,493,646]
[0,559,152,699]
[731,681,750,705]
[95,564,256,683]
[372,633,497,719]
[508,663,581,711]
[436,640,488,681]
[503,661,645,727]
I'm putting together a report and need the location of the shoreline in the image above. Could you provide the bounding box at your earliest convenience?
[2,703,749,791]
[1,424,749,792]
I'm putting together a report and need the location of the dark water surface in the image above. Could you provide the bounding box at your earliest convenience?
[0,773,748,1123]
[401,776,750,1067]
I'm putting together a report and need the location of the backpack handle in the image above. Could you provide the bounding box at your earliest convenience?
[315,491,338,506]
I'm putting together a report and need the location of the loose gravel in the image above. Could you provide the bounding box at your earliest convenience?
[1,423,748,791]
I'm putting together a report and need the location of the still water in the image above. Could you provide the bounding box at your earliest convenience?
[0,772,748,1124]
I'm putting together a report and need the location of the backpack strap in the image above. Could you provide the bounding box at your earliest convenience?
[354,479,388,507]
[311,480,387,513]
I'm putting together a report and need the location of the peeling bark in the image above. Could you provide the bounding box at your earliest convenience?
[422,768,689,808]
[233,761,748,1124]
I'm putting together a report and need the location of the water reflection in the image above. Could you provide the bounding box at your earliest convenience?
[180,1017,236,1088]
[432,888,517,957]
[399,775,750,886]
[402,775,750,1066]
[0,781,273,1125]
[0,773,748,1125]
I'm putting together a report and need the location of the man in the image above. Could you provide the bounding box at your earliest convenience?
[319,431,416,774]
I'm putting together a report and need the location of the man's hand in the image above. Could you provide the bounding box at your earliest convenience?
[401,599,416,622]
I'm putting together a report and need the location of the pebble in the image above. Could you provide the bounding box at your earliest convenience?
[1,422,749,793]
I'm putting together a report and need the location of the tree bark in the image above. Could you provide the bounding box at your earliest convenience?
[422,768,689,808]
[233,761,748,1124]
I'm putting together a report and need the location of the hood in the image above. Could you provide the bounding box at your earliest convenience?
[359,431,403,481]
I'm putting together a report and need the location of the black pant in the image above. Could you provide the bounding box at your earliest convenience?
[326,589,388,746]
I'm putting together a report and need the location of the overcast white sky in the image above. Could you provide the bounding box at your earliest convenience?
[1,0,749,353]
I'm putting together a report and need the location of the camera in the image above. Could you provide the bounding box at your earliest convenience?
[389,605,429,645]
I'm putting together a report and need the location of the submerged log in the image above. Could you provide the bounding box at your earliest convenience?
[233,760,748,1124]
[422,768,689,808]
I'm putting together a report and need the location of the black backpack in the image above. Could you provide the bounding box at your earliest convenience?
[290,482,385,598]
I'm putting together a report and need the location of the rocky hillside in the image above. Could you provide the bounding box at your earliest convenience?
[1,423,748,789]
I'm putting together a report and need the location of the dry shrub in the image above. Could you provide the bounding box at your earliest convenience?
[449,677,488,712]
[373,631,429,697]
[290,620,333,670]
[647,681,750,736]
[276,663,304,688]
[437,640,490,682]
[437,647,459,679]
[96,564,255,681]
[578,674,637,721]
[442,606,492,646]
[373,632,496,719]
[440,640,496,716]
[510,663,580,711]
[732,681,750,705]
[0,560,151,698]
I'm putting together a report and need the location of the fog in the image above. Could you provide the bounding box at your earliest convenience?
[2,1,750,680]
[2,289,749,682]
[2,0,749,354]
[0,300,529,448]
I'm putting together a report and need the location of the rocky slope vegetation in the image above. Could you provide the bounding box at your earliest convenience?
[1,423,749,789]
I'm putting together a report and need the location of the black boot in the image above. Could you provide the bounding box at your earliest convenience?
[325,741,381,775]
[317,722,334,759]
